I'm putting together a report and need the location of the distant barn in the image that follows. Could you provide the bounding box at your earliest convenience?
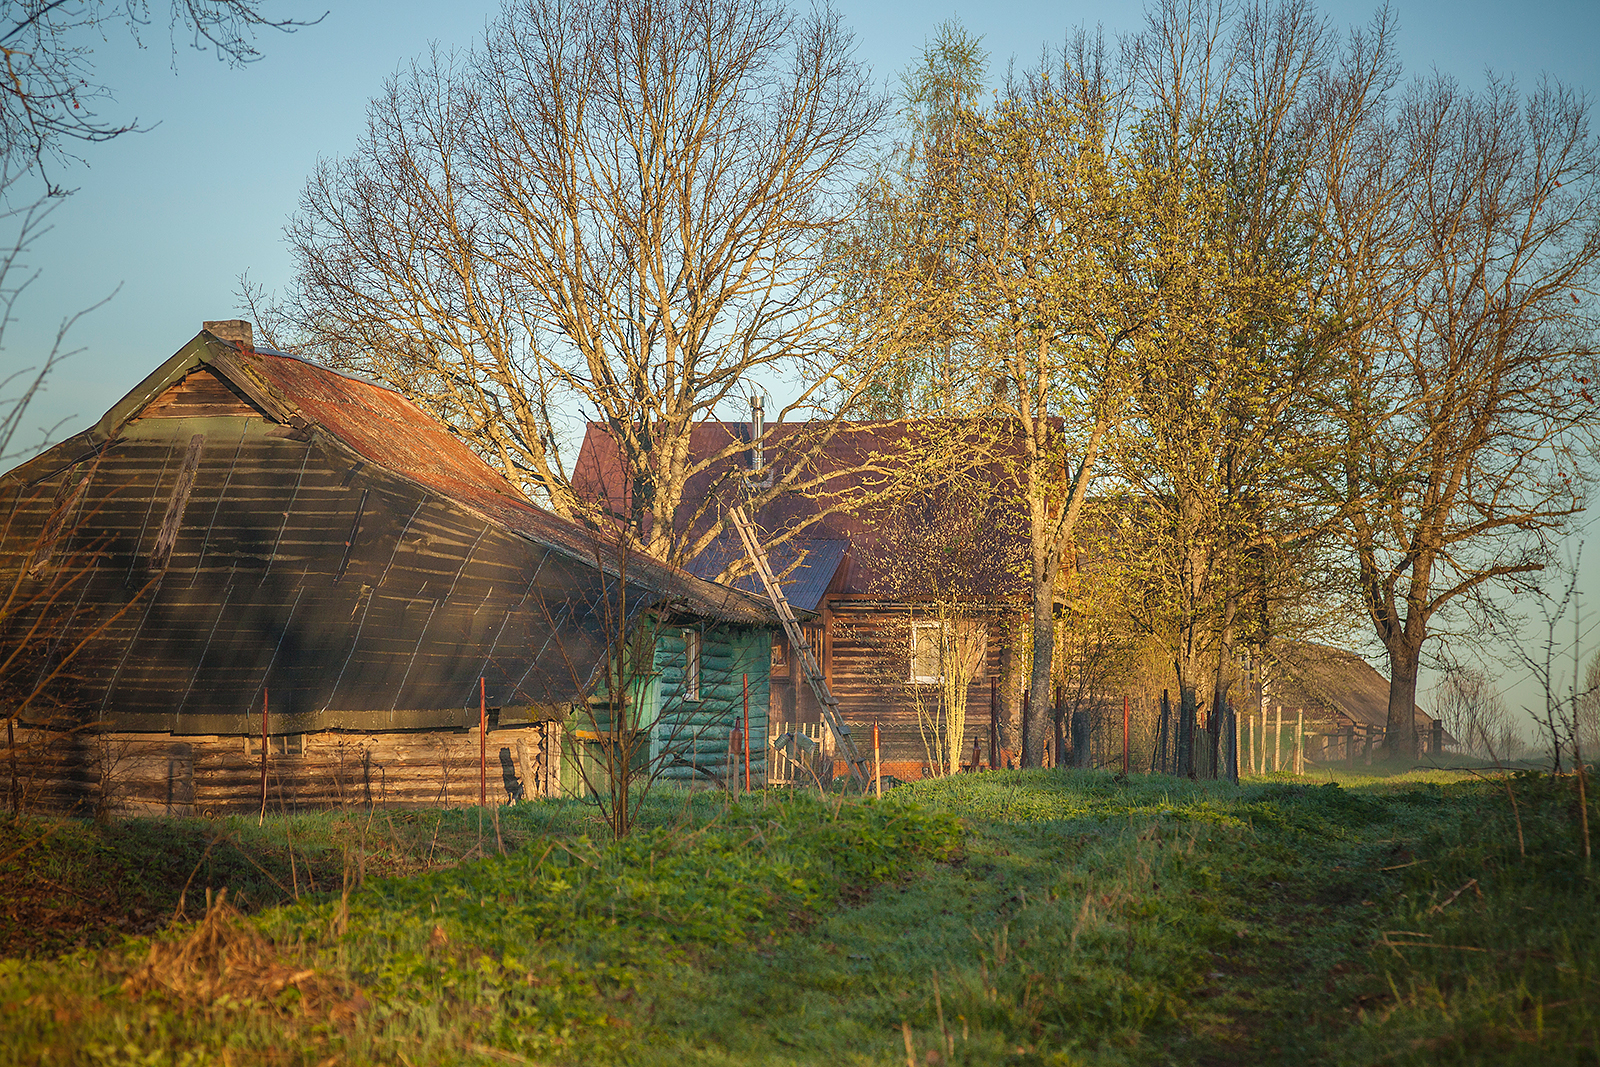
[0,323,773,815]
[1263,642,1449,761]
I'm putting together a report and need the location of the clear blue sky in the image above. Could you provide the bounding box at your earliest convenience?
[4,0,1598,733]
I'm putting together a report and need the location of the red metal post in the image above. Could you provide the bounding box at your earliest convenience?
[259,687,269,819]
[479,676,487,807]
[873,722,881,796]
[742,673,751,792]
[1123,694,1130,776]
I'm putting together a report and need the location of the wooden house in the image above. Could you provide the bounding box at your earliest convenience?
[573,417,1031,782]
[0,323,774,815]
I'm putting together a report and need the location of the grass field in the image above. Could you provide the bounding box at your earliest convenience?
[0,765,1595,1065]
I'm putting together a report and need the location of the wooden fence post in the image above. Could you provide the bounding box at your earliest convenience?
[1123,694,1130,776]
[258,687,269,823]
[1273,705,1283,774]
[479,677,488,808]
[873,722,882,796]
[1295,708,1304,775]
[1227,703,1239,784]
[988,679,998,771]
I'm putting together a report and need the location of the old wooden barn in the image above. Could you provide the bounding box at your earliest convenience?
[1257,642,1449,763]
[0,323,774,815]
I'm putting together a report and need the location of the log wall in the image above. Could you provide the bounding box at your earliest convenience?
[772,599,1015,780]
[0,721,561,817]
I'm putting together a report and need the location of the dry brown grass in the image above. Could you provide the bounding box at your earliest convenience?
[121,888,364,1023]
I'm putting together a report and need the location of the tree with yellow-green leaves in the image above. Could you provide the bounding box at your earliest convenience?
[842,28,1148,766]
[1104,0,1402,777]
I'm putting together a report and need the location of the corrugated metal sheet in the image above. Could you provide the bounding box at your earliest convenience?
[0,331,775,739]
[684,536,848,612]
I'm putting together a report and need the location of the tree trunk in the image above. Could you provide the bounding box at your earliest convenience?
[1208,595,1238,780]
[1022,563,1058,767]
[1053,686,1067,770]
[1174,624,1206,779]
[998,614,1026,760]
[1383,639,1422,760]
[1176,677,1198,779]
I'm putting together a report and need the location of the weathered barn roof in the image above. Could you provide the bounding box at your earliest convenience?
[31,331,773,626]
[1270,642,1439,731]
[573,419,1026,600]
[0,329,772,735]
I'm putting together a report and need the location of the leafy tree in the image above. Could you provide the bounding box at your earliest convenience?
[845,35,1146,765]
[1109,0,1395,776]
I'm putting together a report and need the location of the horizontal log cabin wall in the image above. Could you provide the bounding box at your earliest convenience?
[2,721,562,817]
[769,599,1013,781]
[652,624,770,786]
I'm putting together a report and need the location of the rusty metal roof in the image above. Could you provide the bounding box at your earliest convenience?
[1270,642,1440,732]
[0,330,776,736]
[685,536,849,612]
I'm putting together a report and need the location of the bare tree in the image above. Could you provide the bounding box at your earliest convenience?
[1433,662,1513,760]
[2,1,318,189]
[1579,650,1600,759]
[855,456,1022,776]
[1330,74,1600,759]
[287,0,885,568]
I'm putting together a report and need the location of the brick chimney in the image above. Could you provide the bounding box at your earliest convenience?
[203,319,254,351]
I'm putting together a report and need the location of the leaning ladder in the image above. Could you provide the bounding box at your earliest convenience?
[727,504,871,788]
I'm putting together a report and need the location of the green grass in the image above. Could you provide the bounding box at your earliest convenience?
[0,767,1595,1065]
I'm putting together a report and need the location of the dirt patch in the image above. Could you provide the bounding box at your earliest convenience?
[0,817,344,957]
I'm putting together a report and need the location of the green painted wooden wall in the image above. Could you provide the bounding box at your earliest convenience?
[651,624,770,785]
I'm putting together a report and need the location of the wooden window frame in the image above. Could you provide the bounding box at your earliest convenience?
[682,627,701,702]
[909,620,943,685]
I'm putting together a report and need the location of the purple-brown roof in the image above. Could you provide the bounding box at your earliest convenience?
[573,419,1028,599]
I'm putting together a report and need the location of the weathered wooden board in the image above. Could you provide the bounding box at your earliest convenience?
[0,722,561,816]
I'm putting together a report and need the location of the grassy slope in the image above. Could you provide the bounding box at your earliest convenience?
[0,768,1595,1065]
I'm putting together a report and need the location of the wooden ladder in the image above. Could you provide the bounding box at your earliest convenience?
[728,504,871,789]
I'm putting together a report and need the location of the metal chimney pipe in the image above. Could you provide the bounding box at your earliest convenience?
[749,395,764,473]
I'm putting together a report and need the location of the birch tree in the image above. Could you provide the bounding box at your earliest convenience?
[288,0,884,567]
[847,46,1146,765]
